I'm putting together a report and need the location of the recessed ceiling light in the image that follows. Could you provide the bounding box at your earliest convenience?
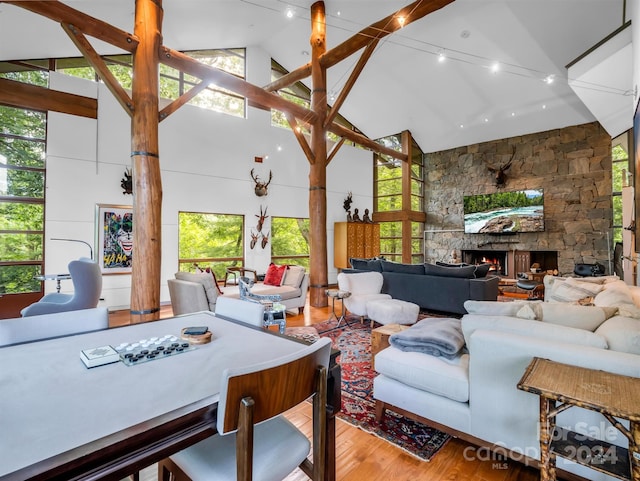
[511,112,516,117]
[484,118,489,123]
[285,7,294,18]
[542,104,547,109]
[460,30,470,39]
[459,124,464,129]
[437,50,446,63]
[544,74,555,85]
[491,62,500,74]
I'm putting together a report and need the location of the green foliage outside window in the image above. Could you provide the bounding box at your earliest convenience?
[56,49,246,118]
[271,217,310,269]
[0,100,46,294]
[611,141,629,245]
[178,212,244,279]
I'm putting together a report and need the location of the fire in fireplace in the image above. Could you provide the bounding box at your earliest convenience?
[462,250,508,276]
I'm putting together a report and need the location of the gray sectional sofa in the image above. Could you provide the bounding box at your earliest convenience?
[344,258,499,314]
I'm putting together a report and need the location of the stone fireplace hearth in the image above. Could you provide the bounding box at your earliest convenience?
[423,122,613,276]
[462,250,507,276]
[461,249,559,279]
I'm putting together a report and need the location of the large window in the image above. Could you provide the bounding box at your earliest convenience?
[611,133,630,245]
[0,104,47,294]
[178,212,245,280]
[271,217,310,269]
[374,131,425,263]
[1,49,246,118]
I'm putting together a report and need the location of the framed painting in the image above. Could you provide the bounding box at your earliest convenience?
[95,204,133,275]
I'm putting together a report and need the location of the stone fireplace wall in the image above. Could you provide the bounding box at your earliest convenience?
[424,121,613,276]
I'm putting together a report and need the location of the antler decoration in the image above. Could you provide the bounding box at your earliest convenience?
[121,167,132,195]
[488,146,516,187]
[250,168,272,196]
[343,192,353,212]
[261,231,270,249]
[256,205,268,233]
[250,230,260,250]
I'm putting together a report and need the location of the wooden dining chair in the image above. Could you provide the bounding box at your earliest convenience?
[158,337,331,481]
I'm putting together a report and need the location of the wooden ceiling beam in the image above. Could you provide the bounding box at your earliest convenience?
[263,63,311,92]
[160,46,318,126]
[324,39,378,129]
[326,137,345,166]
[0,77,97,118]
[2,0,138,52]
[159,80,210,122]
[321,0,453,69]
[328,122,408,161]
[61,23,134,115]
[286,113,315,163]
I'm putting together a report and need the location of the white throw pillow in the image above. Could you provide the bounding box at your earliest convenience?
[464,300,528,317]
[595,317,640,354]
[546,276,604,303]
[282,265,306,288]
[538,304,616,331]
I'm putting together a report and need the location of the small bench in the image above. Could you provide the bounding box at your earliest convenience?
[367,298,420,328]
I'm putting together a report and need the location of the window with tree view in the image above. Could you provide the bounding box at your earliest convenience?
[271,217,310,269]
[178,212,244,280]
[0,104,47,294]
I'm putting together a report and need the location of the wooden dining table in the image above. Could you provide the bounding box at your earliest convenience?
[0,311,340,481]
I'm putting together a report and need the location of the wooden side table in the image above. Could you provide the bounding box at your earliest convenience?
[371,323,409,370]
[518,357,640,481]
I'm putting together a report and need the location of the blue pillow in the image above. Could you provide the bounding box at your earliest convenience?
[424,263,477,278]
[349,258,383,272]
[380,260,425,275]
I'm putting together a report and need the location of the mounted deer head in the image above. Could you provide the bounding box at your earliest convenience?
[255,205,268,233]
[488,147,516,187]
[250,168,272,196]
[250,230,260,250]
[261,231,269,249]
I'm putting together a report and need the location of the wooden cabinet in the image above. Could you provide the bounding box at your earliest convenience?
[334,222,380,269]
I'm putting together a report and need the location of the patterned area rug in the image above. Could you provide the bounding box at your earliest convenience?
[315,316,451,461]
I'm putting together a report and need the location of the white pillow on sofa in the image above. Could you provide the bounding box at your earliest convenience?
[517,303,616,331]
[593,280,640,319]
[546,276,604,303]
[282,265,305,288]
[595,316,640,354]
[463,300,529,317]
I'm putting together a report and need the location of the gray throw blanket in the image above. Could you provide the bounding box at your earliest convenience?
[389,317,465,359]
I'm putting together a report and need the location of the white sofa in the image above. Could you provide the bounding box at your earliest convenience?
[373,276,640,480]
[168,266,309,316]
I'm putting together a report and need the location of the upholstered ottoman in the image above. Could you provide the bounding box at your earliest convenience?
[367,299,420,327]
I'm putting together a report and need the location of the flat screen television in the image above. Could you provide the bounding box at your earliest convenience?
[463,189,544,234]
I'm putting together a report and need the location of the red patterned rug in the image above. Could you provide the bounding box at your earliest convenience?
[315,316,451,461]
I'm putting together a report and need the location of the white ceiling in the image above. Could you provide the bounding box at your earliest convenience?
[0,0,632,153]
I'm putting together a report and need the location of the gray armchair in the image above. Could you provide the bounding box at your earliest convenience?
[21,258,102,317]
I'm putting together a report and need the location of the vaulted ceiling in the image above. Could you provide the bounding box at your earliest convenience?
[0,0,630,153]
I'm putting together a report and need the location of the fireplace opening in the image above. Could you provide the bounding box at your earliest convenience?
[462,250,507,276]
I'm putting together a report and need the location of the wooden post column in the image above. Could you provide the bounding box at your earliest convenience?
[309,1,329,308]
[130,0,163,322]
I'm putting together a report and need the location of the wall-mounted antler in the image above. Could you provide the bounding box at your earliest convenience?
[256,205,268,233]
[488,147,516,187]
[250,230,260,250]
[261,231,269,249]
[250,168,272,196]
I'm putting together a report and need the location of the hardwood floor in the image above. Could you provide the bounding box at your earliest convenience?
[111,300,539,481]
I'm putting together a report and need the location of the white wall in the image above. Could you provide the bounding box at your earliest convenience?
[44,46,373,310]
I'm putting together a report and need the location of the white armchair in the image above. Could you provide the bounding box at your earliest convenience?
[337,271,391,321]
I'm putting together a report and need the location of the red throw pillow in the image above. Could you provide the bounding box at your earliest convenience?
[264,263,287,286]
